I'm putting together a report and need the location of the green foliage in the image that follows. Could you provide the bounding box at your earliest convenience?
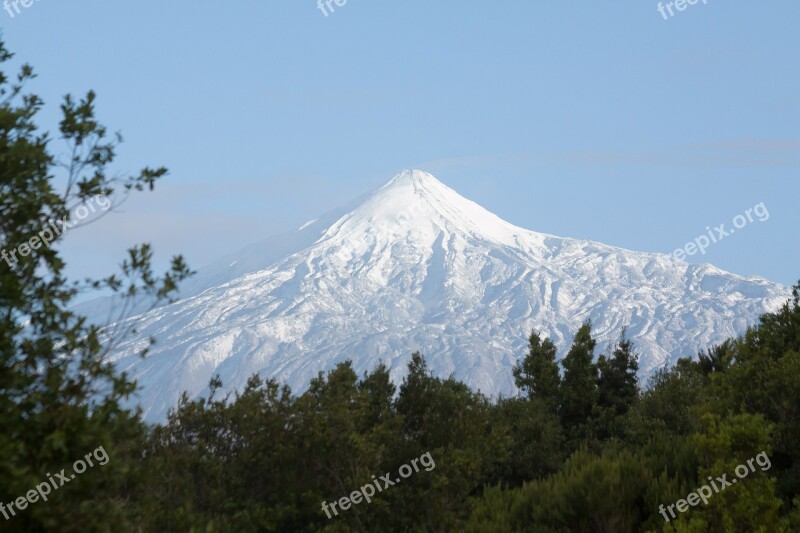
[469,285,800,531]
[596,329,639,417]
[513,330,561,411]
[131,355,504,531]
[703,287,800,500]
[0,38,191,531]
[488,397,564,487]
[632,357,706,440]
[591,330,641,442]
[559,321,598,443]
[697,340,734,376]
[671,413,785,531]
[469,447,672,532]
[127,283,800,531]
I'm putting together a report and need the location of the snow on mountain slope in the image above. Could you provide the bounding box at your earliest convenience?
[103,170,789,421]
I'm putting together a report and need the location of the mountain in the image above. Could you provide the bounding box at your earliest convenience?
[101,170,789,421]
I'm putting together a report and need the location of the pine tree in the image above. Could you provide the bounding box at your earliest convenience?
[513,330,561,411]
[396,352,435,443]
[697,340,733,375]
[559,322,598,439]
[596,329,640,416]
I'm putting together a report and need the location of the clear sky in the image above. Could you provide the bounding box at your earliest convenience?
[2,1,798,287]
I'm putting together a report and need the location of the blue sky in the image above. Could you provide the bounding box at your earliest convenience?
[2,1,798,286]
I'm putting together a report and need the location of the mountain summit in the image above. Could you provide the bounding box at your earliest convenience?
[104,170,789,421]
[316,169,525,250]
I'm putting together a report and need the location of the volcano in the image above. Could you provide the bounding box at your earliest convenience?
[100,170,788,421]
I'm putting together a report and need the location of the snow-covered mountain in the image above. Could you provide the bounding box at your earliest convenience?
[102,170,789,421]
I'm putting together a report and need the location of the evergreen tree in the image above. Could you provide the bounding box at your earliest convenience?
[513,330,561,412]
[490,397,564,486]
[596,329,640,417]
[697,340,734,375]
[396,352,435,444]
[559,322,598,440]
[394,353,504,530]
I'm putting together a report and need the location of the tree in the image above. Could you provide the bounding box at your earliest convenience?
[702,282,800,504]
[669,413,785,531]
[469,447,668,533]
[596,329,639,415]
[697,340,734,376]
[489,397,564,486]
[513,330,561,412]
[394,353,502,530]
[0,38,191,530]
[559,322,598,441]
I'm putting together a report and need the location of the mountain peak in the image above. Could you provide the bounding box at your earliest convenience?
[376,169,453,201]
[324,169,522,248]
[384,169,441,188]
